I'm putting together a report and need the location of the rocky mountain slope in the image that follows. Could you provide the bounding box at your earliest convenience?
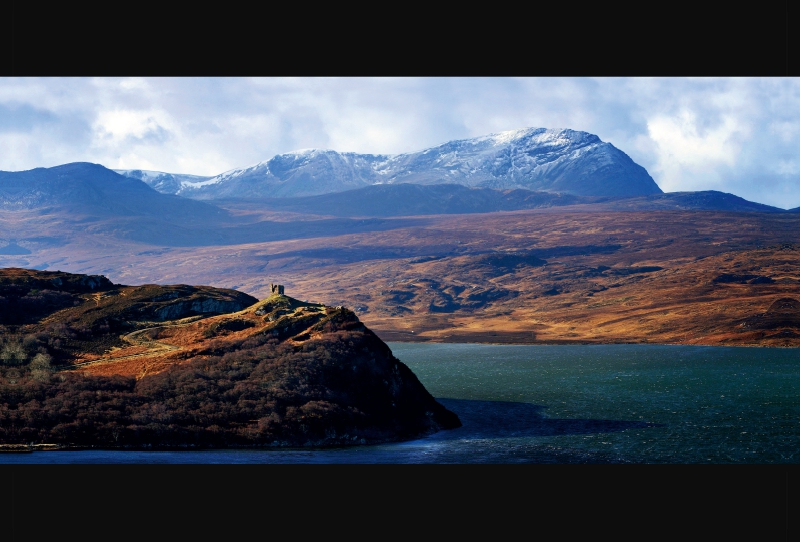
[116,128,662,199]
[113,169,213,195]
[0,268,460,448]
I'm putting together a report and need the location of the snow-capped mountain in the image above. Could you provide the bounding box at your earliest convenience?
[118,128,662,199]
[113,169,213,195]
[177,150,394,199]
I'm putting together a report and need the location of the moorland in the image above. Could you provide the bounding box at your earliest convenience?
[3,196,798,348]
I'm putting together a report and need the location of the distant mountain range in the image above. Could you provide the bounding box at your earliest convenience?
[235,184,602,216]
[0,127,794,257]
[115,127,662,199]
[0,163,429,247]
[0,162,226,225]
[0,161,790,231]
[218,184,788,217]
[592,190,788,214]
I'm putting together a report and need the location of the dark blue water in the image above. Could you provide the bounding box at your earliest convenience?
[2,343,797,463]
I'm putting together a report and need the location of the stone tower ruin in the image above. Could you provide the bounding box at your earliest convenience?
[271,283,284,295]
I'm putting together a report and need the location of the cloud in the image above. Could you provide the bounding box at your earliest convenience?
[0,103,60,132]
[0,77,798,207]
[646,110,745,192]
[93,109,176,146]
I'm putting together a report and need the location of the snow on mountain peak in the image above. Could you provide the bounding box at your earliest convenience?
[486,127,546,145]
[282,148,328,156]
[116,127,659,199]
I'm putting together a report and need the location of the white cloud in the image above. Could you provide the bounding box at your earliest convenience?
[646,110,745,191]
[117,78,151,92]
[92,109,176,145]
[775,159,800,176]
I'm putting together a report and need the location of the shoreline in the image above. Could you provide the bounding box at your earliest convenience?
[0,436,442,453]
[378,334,800,349]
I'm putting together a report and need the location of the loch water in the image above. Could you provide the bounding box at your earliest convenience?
[2,343,798,464]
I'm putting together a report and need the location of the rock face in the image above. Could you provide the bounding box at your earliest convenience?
[118,128,661,199]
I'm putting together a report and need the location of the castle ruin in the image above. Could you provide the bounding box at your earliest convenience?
[271,283,284,295]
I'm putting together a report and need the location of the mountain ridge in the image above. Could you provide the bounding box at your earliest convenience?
[216,184,787,217]
[115,127,662,199]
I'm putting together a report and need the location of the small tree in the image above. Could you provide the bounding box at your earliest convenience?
[29,353,53,382]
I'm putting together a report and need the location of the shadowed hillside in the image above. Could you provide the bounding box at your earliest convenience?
[0,163,228,224]
[0,163,434,246]
[215,185,786,218]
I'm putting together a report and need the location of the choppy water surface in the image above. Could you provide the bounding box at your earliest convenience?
[3,343,798,463]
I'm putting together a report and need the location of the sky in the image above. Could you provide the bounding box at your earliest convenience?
[1,77,799,208]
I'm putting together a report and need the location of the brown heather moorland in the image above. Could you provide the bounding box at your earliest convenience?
[2,206,799,348]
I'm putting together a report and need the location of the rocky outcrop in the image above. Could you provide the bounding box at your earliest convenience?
[739,297,800,331]
[0,269,461,448]
[153,298,253,321]
[0,268,114,294]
